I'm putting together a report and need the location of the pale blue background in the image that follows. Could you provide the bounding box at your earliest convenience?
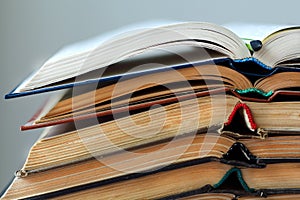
[0,0,299,193]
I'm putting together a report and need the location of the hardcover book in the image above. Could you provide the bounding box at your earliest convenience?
[5,22,300,99]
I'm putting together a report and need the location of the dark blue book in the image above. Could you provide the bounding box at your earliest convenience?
[5,22,300,99]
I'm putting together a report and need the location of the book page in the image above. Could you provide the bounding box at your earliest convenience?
[225,23,296,41]
[49,21,175,63]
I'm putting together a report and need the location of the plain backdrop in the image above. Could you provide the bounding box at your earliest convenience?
[0,0,299,194]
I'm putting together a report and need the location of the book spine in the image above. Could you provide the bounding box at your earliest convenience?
[218,102,267,139]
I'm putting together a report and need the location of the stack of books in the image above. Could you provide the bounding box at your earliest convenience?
[2,22,300,199]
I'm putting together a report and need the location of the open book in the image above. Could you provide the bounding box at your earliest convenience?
[21,62,300,130]
[18,94,300,173]
[38,162,300,199]
[5,22,300,98]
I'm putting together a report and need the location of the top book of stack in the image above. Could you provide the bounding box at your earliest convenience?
[5,22,300,99]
